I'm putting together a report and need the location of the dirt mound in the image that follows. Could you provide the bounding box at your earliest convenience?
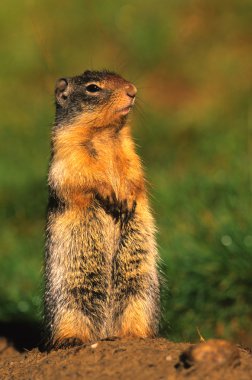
[0,337,251,379]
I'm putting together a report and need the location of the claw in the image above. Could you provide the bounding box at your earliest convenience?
[111,191,117,204]
[122,199,127,212]
[132,200,137,213]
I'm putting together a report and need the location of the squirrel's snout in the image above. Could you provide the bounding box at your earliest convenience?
[125,83,137,99]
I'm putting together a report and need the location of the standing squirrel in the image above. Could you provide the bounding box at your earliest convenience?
[44,70,160,349]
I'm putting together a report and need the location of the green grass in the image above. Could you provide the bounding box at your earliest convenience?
[0,0,252,345]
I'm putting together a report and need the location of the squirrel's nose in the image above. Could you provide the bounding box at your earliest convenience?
[125,83,137,98]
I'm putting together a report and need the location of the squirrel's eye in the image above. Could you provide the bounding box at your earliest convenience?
[86,84,101,93]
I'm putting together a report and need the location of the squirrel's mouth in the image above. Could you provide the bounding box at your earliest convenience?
[116,101,135,116]
[117,105,133,115]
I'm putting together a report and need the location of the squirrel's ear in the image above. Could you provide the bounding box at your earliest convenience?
[55,78,70,106]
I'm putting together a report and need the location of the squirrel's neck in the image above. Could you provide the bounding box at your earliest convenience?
[51,121,134,159]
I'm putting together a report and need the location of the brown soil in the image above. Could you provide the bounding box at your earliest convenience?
[0,335,252,380]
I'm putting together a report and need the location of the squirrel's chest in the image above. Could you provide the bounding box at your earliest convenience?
[103,148,130,191]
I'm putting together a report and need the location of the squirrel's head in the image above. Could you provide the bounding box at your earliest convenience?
[54,70,137,130]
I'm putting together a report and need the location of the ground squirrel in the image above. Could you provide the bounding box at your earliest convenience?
[44,70,160,349]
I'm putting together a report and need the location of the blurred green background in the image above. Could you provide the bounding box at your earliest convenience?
[0,0,252,346]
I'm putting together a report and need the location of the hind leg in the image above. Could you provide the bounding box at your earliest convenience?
[52,310,93,349]
[112,208,160,338]
[117,294,158,338]
[44,207,112,349]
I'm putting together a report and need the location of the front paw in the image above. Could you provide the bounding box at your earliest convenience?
[95,193,136,223]
[95,191,121,221]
